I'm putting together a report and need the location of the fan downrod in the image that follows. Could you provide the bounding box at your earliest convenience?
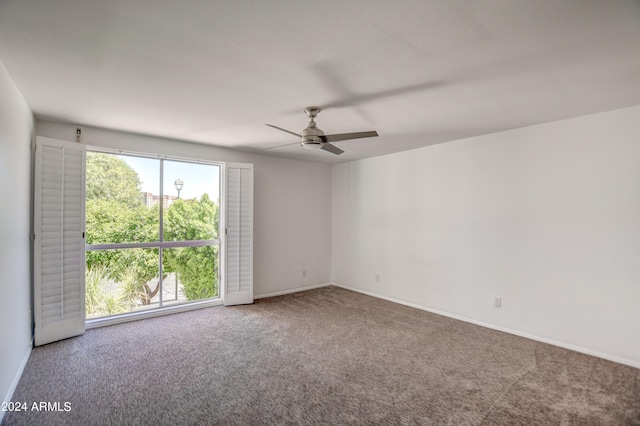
[304,106,321,120]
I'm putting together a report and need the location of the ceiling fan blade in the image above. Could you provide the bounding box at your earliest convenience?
[313,62,443,110]
[322,81,442,109]
[266,141,301,150]
[265,124,302,138]
[322,131,378,143]
[320,142,344,155]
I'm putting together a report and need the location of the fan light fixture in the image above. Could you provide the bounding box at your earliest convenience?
[302,142,322,150]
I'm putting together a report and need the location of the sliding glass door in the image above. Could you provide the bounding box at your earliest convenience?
[85,152,221,319]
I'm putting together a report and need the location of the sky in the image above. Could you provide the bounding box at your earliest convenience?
[120,155,220,201]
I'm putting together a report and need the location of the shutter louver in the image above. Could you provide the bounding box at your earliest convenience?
[224,163,253,305]
[34,138,85,346]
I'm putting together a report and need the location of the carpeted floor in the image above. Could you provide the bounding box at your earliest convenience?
[3,286,639,425]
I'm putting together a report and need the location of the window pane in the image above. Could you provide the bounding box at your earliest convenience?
[86,153,159,244]
[85,248,160,319]
[162,161,220,241]
[85,153,222,321]
[163,246,219,302]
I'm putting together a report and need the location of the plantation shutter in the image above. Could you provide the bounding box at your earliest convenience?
[224,162,253,306]
[34,137,86,346]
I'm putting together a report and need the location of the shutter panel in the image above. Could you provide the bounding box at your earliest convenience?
[34,137,86,346]
[224,162,253,305]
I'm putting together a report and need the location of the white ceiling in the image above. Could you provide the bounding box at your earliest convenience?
[1,1,639,164]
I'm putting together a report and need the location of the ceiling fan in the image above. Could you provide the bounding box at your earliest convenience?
[266,106,378,155]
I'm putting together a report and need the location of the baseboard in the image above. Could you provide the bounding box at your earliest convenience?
[1,341,32,424]
[332,282,640,370]
[254,282,332,300]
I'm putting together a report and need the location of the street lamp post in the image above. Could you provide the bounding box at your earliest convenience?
[174,179,184,199]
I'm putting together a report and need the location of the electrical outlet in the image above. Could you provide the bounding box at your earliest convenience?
[375,273,380,282]
[494,297,502,308]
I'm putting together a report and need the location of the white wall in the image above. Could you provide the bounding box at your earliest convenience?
[0,61,34,414]
[332,105,640,368]
[37,121,333,298]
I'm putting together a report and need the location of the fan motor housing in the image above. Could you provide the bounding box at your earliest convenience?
[302,120,324,145]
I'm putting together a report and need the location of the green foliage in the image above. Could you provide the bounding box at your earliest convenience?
[86,153,143,208]
[115,264,148,310]
[85,265,109,317]
[164,195,219,299]
[85,152,220,316]
[86,199,159,245]
[85,197,159,285]
[164,193,218,241]
[85,200,159,286]
[165,246,218,300]
[85,152,160,286]
[85,265,130,318]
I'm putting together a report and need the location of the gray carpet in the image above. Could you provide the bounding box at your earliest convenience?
[3,286,639,425]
